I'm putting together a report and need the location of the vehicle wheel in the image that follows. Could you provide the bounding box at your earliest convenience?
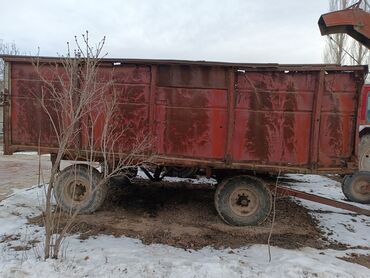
[359,134,370,170]
[165,167,198,178]
[342,171,370,204]
[214,175,272,226]
[122,167,138,179]
[109,167,138,186]
[54,164,108,213]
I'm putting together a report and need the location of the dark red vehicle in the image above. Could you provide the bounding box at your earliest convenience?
[358,84,370,170]
[1,55,369,225]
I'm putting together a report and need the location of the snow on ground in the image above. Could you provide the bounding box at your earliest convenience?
[136,169,218,185]
[283,174,370,247]
[0,175,369,277]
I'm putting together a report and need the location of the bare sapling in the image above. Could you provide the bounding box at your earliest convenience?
[34,32,152,259]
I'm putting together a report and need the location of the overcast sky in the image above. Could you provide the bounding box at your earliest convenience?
[0,0,330,64]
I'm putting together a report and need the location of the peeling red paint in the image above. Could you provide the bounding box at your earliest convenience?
[2,57,367,174]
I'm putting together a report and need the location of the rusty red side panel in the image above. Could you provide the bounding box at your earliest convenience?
[318,72,359,167]
[81,65,151,153]
[2,56,367,174]
[232,71,315,166]
[9,62,67,148]
[360,84,370,125]
[154,65,228,159]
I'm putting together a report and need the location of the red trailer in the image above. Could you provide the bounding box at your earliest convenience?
[357,85,370,170]
[1,55,369,225]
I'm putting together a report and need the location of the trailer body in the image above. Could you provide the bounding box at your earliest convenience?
[359,84,370,127]
[1,56,367,175]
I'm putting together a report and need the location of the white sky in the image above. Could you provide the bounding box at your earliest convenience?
[0,0,329,63]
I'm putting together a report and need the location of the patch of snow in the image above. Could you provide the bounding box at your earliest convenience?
[162,175,217,185]
[283,174,370,247]
[136,168,217,185]
[1,236,370,277]
[13,152,38,156]
[0,175,369,277]
[0,186,44,235]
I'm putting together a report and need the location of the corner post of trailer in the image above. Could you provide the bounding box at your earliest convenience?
[224,67,236,165]
[3,60,11,155]
[309,70,325,170]
[149,64,157,155]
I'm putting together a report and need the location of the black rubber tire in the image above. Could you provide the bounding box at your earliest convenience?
[359,134,370,171]
[109,175,130,187]
[342,171,370,204]
[165,167,198,178]
[126,167,139,179]
[53,164,108,213]
[214,175,272,226]
[109,166,139,186]
[342,175,350,187]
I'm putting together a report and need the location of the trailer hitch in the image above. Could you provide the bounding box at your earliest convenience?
[269,184,370,216]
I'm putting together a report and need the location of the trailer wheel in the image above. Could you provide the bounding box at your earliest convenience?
[342,171,370,204]
[54,164,107,213]
[165,167,198,178]
[214,176,272,226]
[109,167,138,186]
[359,134,370,171]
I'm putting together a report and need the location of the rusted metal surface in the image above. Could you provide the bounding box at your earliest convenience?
[319,6,370,48]
[149,65,157,155]
[1,55,366,71]
[359,84,370,125]
[81,64,151,153]
[225,69,235,165]
[270,184,370,216]
[1,56,368,175]
[310,71,325,169]
[3,62,11,155]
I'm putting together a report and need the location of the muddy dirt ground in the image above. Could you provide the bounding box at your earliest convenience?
[0,150,336,251]
[340,253,370,269]
[0,149,71,201]
[30,177,326,250]
[0,151,51,201]
[3,150,369,270]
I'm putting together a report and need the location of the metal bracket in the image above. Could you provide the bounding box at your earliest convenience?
[269,184,370,216]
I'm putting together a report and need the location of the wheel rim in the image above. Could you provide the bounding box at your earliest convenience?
[351,177,370,200]
[359,146,370,170]
[228,187,259,217]
[64,179,91,204]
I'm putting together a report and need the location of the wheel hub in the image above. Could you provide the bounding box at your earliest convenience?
[236,194,250,207]
[359,147,370,171]
[229,188,259,217]
[353,179,370,195]
[66,180,89,203]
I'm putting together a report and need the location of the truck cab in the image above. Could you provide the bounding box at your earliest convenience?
[359,84,370,170]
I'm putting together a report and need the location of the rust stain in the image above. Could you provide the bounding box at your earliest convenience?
[244,85,273,161]
[163,90,209,155]
[327,96,343,157]
[281,85,298,161]
[4,57,366,174]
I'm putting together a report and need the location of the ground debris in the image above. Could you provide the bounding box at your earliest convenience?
[339,253,370,269]
[29,178,326,250]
